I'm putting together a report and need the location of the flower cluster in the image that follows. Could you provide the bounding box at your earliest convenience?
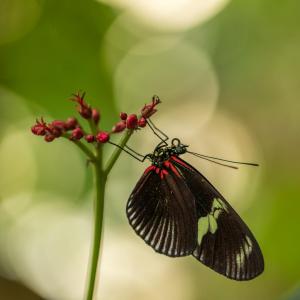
[31,93,161,144]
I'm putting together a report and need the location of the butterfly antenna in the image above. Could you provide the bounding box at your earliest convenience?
[190,154,239,169]
[187,151,259,167]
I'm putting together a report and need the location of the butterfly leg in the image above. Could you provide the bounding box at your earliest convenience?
[124,144,145,158]
[147,118,169,147]
[108,141,150,162]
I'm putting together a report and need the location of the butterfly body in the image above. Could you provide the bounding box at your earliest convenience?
[127,139,264,280]
[147,138,188,167]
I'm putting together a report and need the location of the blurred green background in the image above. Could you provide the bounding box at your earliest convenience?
[1,0,300,299]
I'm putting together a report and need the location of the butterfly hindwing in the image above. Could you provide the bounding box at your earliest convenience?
[127,166,198,257]
[171,156,264,280]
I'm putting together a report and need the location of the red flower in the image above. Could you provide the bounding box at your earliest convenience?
[48,126,62,137]
[92,109,100,124]
[120,112,127,120]
[48,120,66,137]
[141,95,161,118]
[96,131,110,143]
[70,127,84,140]
[126,114,138,129]
[31,93,161,146]
[71,92,92,119]
[31,118,48,136]
[138,117,147,128]
[112,121,126,133]
[51,120,66,130]
[65,117,78,130]
[44,134,55,142]
[85,134,95,143]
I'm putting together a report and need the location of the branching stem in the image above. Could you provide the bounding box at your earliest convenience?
[62,135,96,161]
[104,130,133,176]
[85,129,133,300]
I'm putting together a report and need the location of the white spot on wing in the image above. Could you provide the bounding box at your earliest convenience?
[235,235,253,276]
[197,198,227,244]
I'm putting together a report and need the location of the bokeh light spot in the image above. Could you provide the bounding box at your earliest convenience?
[113,41,219,128]
[0,128,37,199]
[0,0,42,45]
[98,0,230,32]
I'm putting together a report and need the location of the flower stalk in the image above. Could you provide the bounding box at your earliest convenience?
[31,93,161,300]
[86,143,105,300]
[104,130,133,176]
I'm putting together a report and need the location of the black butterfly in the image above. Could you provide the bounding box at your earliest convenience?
[110,118,264,281]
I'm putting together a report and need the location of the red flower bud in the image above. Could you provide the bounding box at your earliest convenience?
[112,121,126,133]
[78,106,92,119]
[49,126,62,138]
[126,114,138,129]
[31,118,48,136]
[141,95,161,118]
[65,117,78,130]
[92,109,100,124]
[48,120,65,137]
[120,112,127,120]
[71,92,92,119]
[70,127,84,140]
[31,125,46,136]
[44,134,55,142]
[51,120,66,130]
[138,117,147,128]
[96,131,110,143]
[85,134,95,143]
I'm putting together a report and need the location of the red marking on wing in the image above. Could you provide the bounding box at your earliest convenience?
[160,169,168,179]
[143,165,155,174]
[171,156,192,169]
[164,161,181,177]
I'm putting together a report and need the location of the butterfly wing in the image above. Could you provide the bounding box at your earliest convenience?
[171,156,264,280]
[127,166,198,257]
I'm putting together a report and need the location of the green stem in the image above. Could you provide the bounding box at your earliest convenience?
[62,135,96,161]
[88,119,98,136]
[85,129,133,300]
[86,160,106,300]
[72,140,96,161]
[104,130,133,176]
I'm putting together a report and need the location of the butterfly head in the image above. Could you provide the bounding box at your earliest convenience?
[148,138,189,167]
[149,147,170,167]
[170,138,188,155]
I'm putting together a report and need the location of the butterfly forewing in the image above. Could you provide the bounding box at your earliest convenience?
[127,166,198,257]
[171,156,264,280]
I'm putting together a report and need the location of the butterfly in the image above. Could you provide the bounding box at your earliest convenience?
[110,118,264,281]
